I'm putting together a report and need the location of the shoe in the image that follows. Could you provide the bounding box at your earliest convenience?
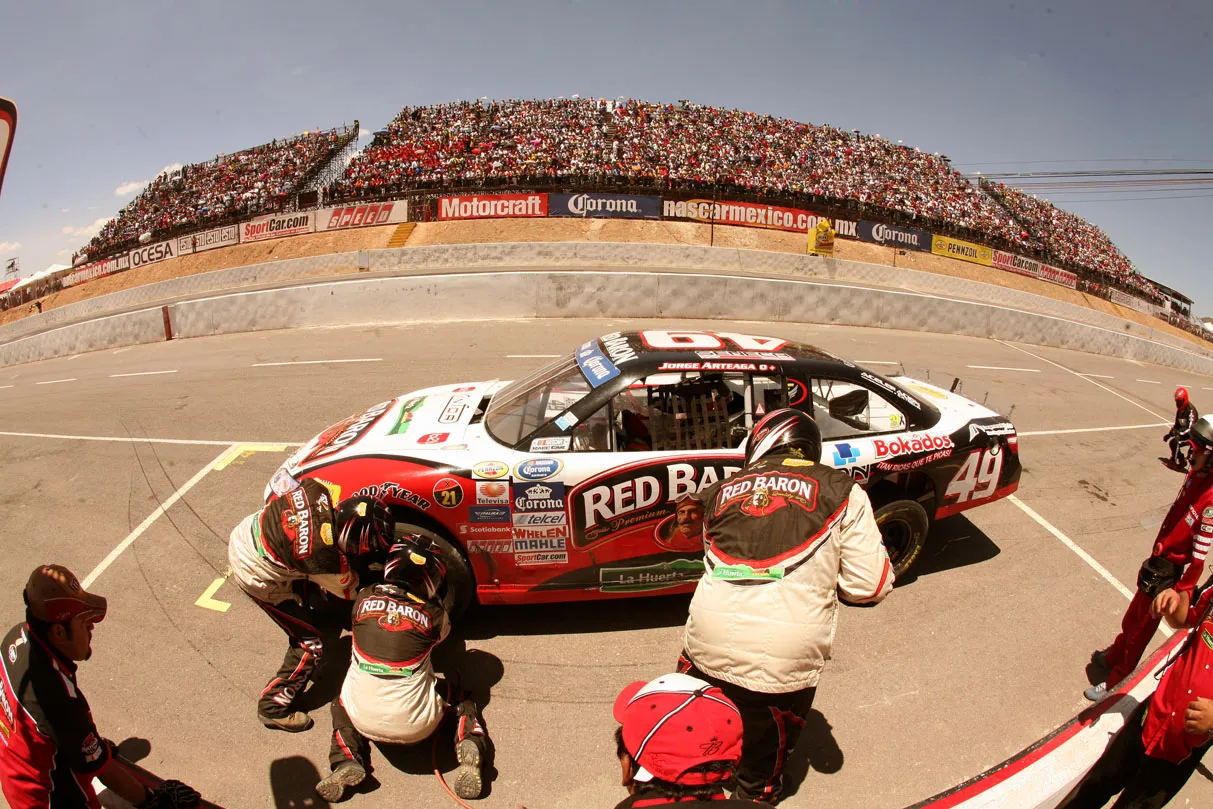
[258,710,314,732]
[453,737,484,800]
[1084,682,1108,702]
[1091,649,1109,669]
[315,760,366,802]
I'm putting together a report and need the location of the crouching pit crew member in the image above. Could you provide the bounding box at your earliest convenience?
[0,565,201,809]
[612,673,756,808]
[316,536,488,803]
[679,409,894,803]
[228,481,394,732]
[1163,387,1198,469]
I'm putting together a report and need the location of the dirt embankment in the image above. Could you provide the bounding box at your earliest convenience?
[4,218,1200,349]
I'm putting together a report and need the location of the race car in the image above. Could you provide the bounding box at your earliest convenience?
[266,329,1020,610]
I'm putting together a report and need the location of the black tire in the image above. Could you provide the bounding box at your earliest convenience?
[873,499,929,580]
[395,522,475,618]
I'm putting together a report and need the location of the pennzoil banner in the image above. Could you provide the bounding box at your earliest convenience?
[662,199,856,237]
[931,234,993,266]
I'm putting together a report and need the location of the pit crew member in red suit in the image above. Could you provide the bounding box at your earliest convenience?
[0,565,200,809]
[316,537,488,803]
[1088,415,1213,701]
[612,673,757,808]
[228,482,394,731]
[678,409,894,803]
[1163,387,1198,469]
[1059,579,1213,808]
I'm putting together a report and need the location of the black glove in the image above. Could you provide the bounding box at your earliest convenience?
[138,780,201,809]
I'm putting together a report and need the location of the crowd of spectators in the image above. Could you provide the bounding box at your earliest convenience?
[326,98,1034,250]
[82,127,356,261]
[984,180,1163,304]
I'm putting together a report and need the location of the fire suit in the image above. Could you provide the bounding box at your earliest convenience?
[1166,403,1198,466]
[1102,467,1213,688]
[228,479,358,719]
[680,452,893,803]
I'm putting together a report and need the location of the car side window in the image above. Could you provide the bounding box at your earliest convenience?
[809,377,907,440]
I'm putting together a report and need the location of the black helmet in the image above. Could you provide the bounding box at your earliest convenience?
[1191,415,1213,452]
[383,535,446,599]
[335,496,394,557]
[744,408,822,465]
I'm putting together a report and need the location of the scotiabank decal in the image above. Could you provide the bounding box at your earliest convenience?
[240,212,314,243]
[438,194,547,220]
[315,202,408,232]
[572,457,742,551]
[662,199,856,236]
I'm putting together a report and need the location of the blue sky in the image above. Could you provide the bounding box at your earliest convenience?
[1,0,1210,312]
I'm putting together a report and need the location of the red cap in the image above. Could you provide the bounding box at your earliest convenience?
[25,565,107,624]
[613,673,742,785]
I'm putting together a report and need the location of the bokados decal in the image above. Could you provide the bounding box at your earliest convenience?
[571,458,742,551]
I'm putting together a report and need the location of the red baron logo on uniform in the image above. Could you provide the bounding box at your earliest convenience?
[82,732,103,763]
[357,597,431,631]
[871,433,953,458]
[716,473,819,516]
[289,488,313,557]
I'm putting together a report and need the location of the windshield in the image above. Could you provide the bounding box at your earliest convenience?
[485,354,590,447]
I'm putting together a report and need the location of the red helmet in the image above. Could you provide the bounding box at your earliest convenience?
[1176,387,1190,408]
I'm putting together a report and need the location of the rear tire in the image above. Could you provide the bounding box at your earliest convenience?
[395,522,475,617]
[873,499,929,580]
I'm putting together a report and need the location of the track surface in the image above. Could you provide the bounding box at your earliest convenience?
[2,318,1212,809]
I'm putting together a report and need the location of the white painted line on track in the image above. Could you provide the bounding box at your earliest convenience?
[1205,388,1213,392]
[1078,374,1115,379]
[253,358,382,367]
[112,347,132,354]
[506,354,561,358]
[1136,379,1161,385]
[0,385,12,389]
[995,341,1169,421]
[0,430,302,447]
[36,378,76,385]
[82,445,234,588]
[967,365,1041,372]
[1008,495,1174,636]
[1127,358,1145,367]
[1019,423,1169,437]
[857,360,900,365]
[110,370,178,378]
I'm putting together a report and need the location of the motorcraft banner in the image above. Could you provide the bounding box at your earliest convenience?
[549,193,661,219]
[662,199,856,236]
[314,201,409,232]
[178,224,239,255]
[857,221,932,252]
[438,194,548,220]
[240,211,314,243]
[931,234,993,266]
[991,250,1078,290]
[128,238,179,268]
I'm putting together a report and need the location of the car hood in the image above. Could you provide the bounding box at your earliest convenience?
[894,375,1003,423]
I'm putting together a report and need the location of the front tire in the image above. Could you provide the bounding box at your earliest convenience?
[873,499,929,580]
[395,522,475,617]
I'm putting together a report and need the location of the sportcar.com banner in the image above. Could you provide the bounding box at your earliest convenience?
[932,234,993,267]
[992,250,1077,290]
[438,194,548,220]
[178,224,239,255]
[857,221,931,252]
[315,201,409,232]
[663,199,856,236]
[549,193,661,219]
[240,211,314,243]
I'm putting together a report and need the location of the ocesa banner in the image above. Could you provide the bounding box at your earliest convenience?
[129,238,179,268]
[240,211,314,243]
[438,194,547,220]
[549,193,660,219]
[178,224,239,255]
[931,234,993,266]
[857,221,931,252]
[315,201,409,232]
[992,250,1078,290]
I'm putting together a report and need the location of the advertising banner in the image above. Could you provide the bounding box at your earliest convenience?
[438,194,547,220]
[1109,287,1158,315]
[128,238,179,268]
[662,199,856,237]
[62,258,122,288]
[991,250,1078,290]
[1038,262,1078,289]
[931,234,993,266]
[857,221,932,252]
[178,224,239,255]
[240,211,314,243]
[314,201,409,232]
[549,193,661,219]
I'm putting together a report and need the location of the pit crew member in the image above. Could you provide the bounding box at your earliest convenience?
[679,408,894,803]
[1088,415,1213,701]
[1163,387,1198,469]
[316,537,488,802]
[228,481,394,731]
[0,565,201,809]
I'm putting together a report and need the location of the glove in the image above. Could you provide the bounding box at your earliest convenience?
[138,780,201,809]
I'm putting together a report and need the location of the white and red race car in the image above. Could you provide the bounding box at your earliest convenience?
[267,330,1019,609]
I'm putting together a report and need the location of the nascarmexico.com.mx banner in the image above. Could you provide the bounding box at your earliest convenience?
[662,199,857,236]
[931,234,993,266]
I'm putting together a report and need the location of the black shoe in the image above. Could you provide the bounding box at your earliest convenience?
[453,737,484,799]
[316,760,366,802]
[258,710,314,733]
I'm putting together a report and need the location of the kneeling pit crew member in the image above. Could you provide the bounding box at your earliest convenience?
[680,408,894,803]
[1164,387,1199,468]
[0,565,201,809]
[228,480,394,731]
[316,536,488,803]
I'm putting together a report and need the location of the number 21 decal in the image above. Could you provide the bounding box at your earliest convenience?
[944,448,1004,504]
